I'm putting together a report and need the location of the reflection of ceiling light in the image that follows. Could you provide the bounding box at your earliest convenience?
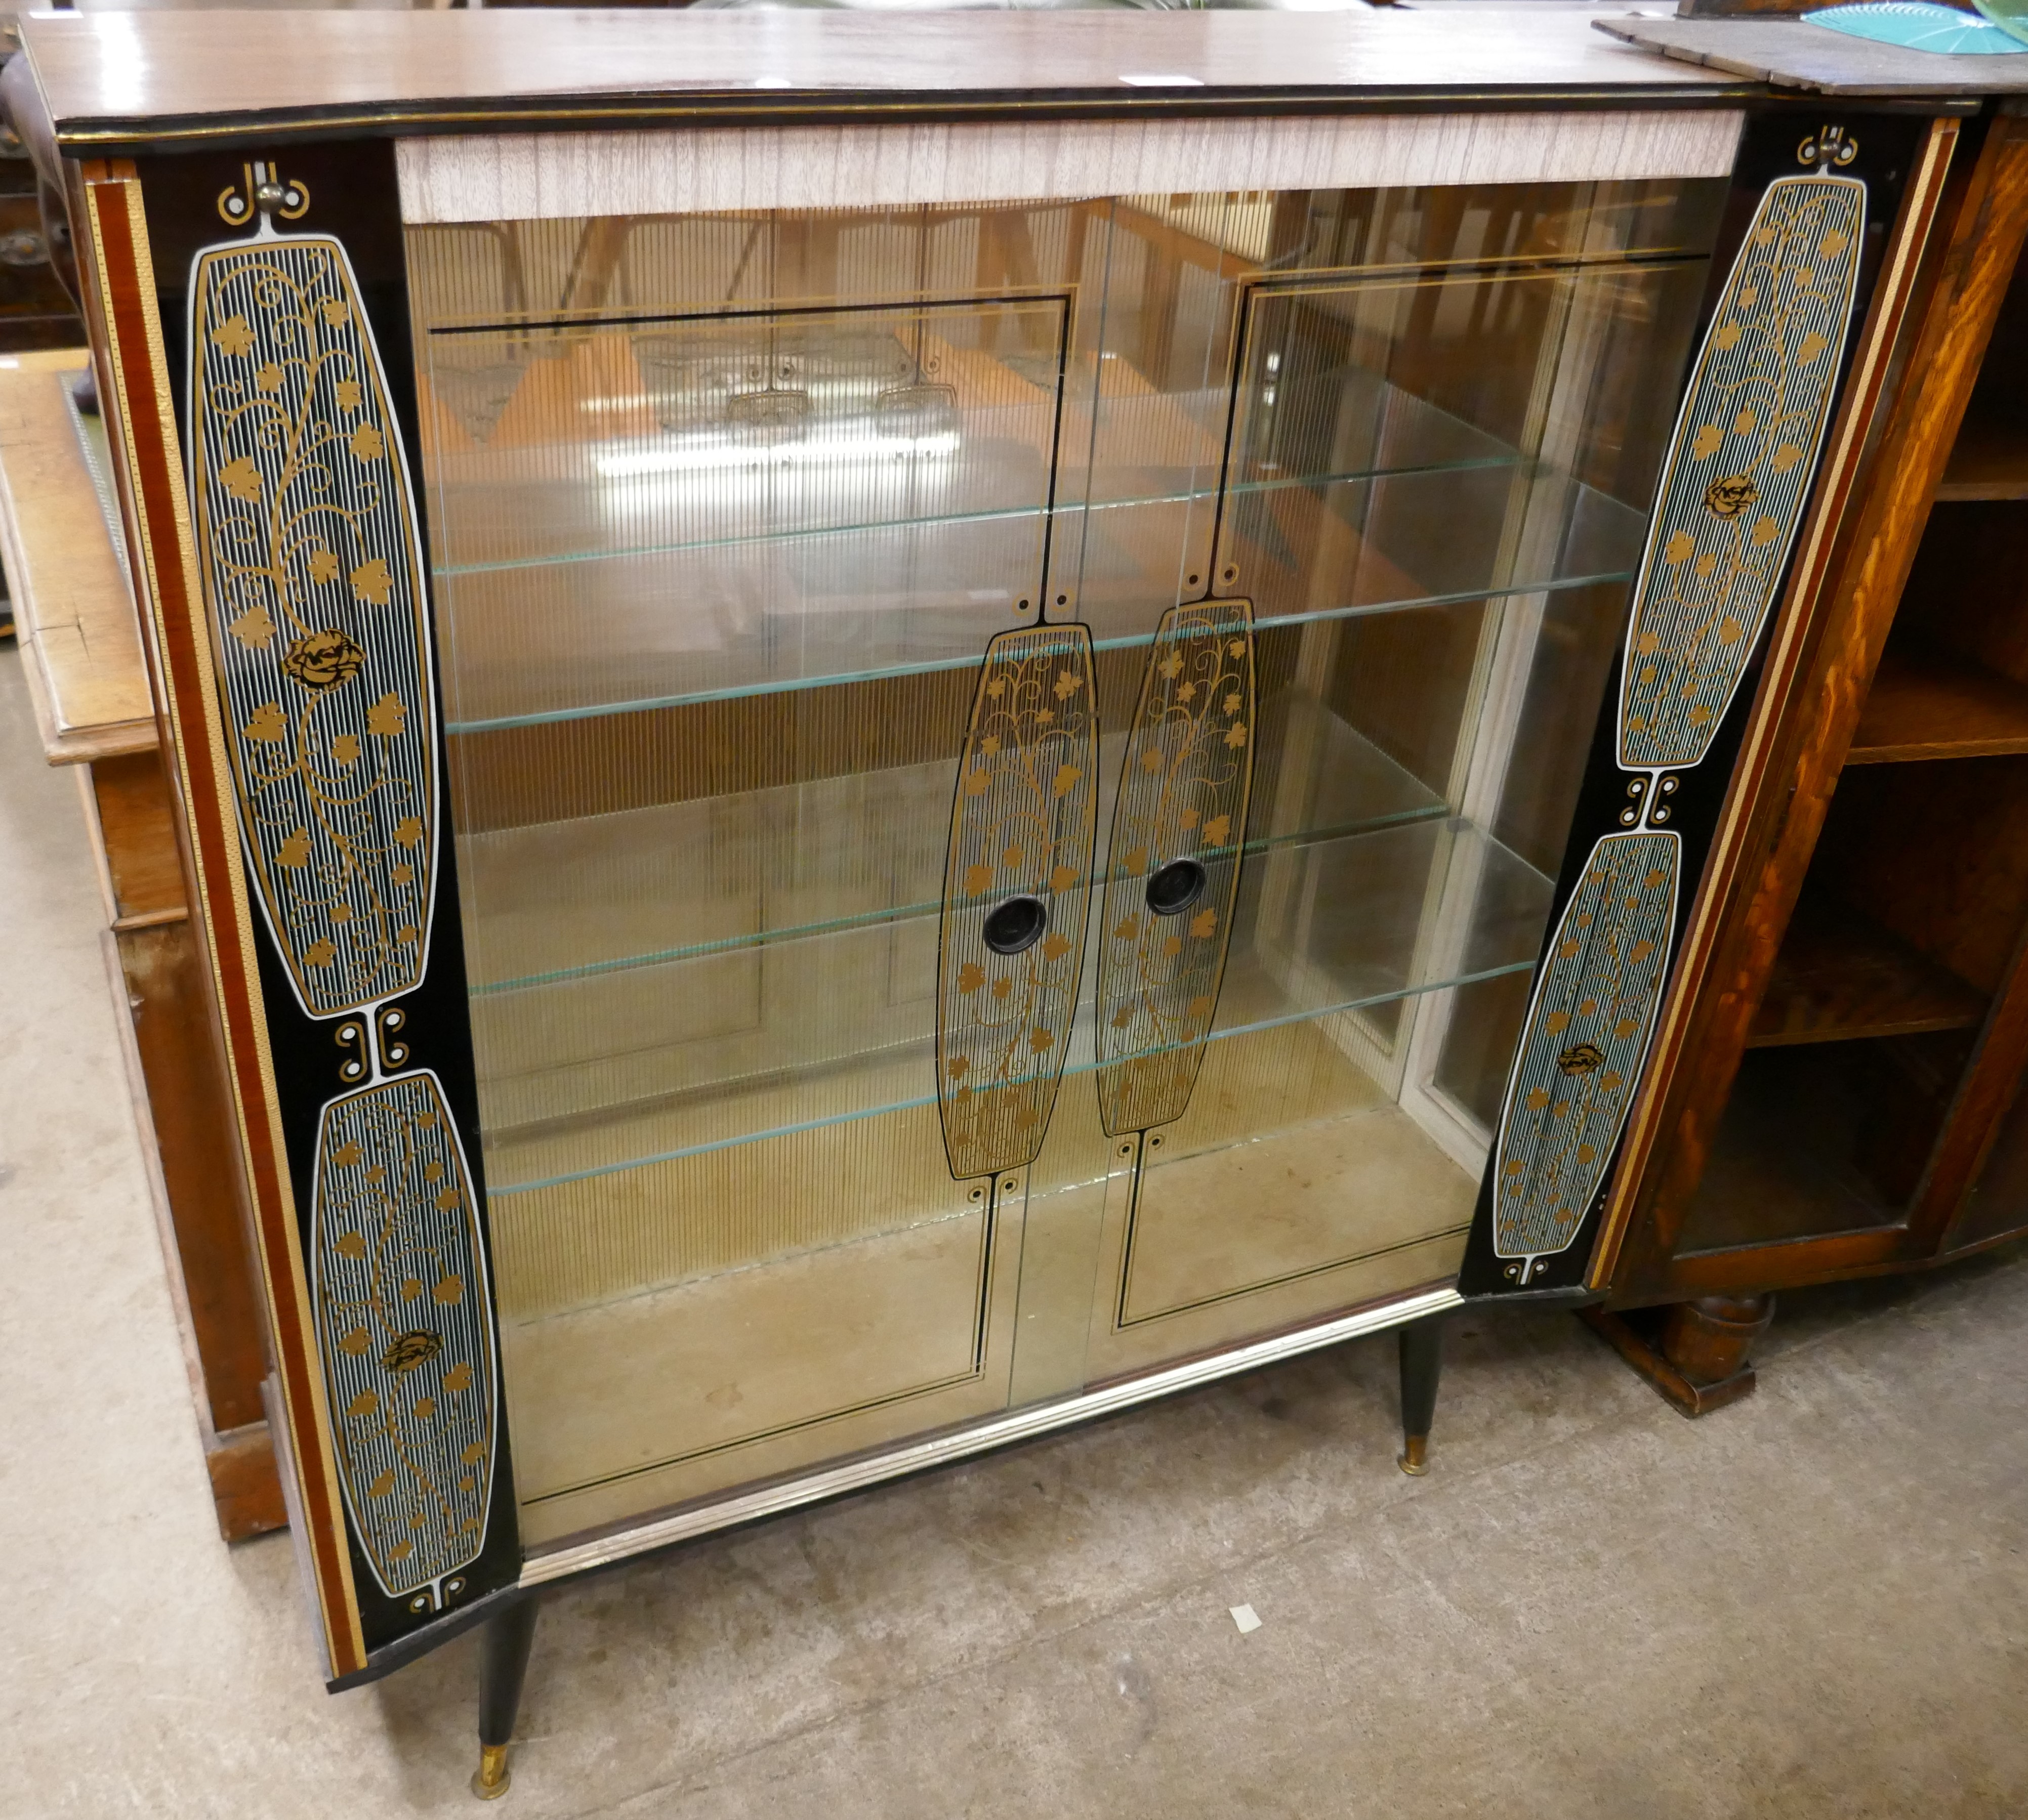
[580,385,902,415]
[594,431,961,480]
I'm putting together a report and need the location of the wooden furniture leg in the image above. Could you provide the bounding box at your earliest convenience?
[1396,1313,1445,1475]
[472,1597,540,1801]
[1579,1292,1774,1417]
[1662,1293,1776,1384]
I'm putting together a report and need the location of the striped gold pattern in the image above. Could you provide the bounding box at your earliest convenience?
[1618,174,1864,773]
[936,625,1098,1180]
[1493,831,1678,1267]
[189,234,435,1018]
[311,1071,495,1604]
[1095,600,1256,1137]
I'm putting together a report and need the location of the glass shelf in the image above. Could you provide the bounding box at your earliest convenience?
[459,702,1445,996]
[431,438,1529,584]
[476,815,1550,1196]
[438,475,1640,734]
[422,357,1523,578]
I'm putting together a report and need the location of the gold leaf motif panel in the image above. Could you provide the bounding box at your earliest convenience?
[1493,832,1679,1265]
[1619,175,1864,774]
[312,1071,496,1602]
[937,626,1098,1181]
[189,236,434,1018]
[1095,601,1257,1137]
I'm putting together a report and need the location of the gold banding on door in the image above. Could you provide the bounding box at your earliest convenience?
[1094,599,1257,1136]
[937,622,1099,1179]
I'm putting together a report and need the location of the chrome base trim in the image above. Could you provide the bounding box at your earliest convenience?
[520,1283,1463,1588]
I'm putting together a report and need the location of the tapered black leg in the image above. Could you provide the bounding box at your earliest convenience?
[1396,1314,1445,1476]
[472,1596,539,1800]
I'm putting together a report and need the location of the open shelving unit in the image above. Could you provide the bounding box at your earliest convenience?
[1745,889,1989,1050]
[1596,119,2028,1390]
[1848,642,2028,764]
[1677,238,2028,1258]
[1933,398,2028,503]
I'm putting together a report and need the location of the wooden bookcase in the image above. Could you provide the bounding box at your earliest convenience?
[1591,107,2028,1410]
[1,350,284,1535]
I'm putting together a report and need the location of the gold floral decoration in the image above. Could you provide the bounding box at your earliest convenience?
[383,1330,442,1375]
[1703,475,1757,519]
[190,233,433,1019]
[936,626,1098,1180]
[281,628,365,692]
[1095,601,1256,1138]
[313,1074,494,1599]
[1618,174,1865,775]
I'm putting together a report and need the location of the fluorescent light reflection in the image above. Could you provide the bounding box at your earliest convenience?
[595,428,961,481]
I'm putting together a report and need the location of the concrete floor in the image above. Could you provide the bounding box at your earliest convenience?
[4,637,2027,1819]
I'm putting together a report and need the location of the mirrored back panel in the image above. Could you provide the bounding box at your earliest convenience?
[405,177,1722,1544]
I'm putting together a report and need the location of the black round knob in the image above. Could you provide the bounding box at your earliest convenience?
[981,895,1048,956]
[1144,858,1208,918]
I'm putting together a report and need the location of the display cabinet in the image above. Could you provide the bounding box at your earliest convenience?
[9,7,1968,1791]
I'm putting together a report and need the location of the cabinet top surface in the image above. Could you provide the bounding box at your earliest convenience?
[18,9,1753,147]
[1597,16,2028,96]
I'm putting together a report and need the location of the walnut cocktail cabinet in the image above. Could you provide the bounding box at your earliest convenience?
[10,7,1961,1793]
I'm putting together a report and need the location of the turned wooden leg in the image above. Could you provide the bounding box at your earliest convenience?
[472,1596,539,1801]
[1660,1293,1775,1387]
[1396,1314,1445,1476]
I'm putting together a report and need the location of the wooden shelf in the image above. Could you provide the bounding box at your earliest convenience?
[1748,892,1988,1049]
[1848,643,2028,766]
[1676,1042,1900,1253]
[1937,406,2028,502]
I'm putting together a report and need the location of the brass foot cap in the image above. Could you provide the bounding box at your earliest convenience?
[1397,1435,1429,1476]
[471,1745,512,1801]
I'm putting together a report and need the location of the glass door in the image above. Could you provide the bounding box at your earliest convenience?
[404,177,1721,1547]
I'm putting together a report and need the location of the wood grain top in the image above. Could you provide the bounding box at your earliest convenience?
[16,10,1749,148]
[0,350,155,764]
[1596,16,2028,96]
